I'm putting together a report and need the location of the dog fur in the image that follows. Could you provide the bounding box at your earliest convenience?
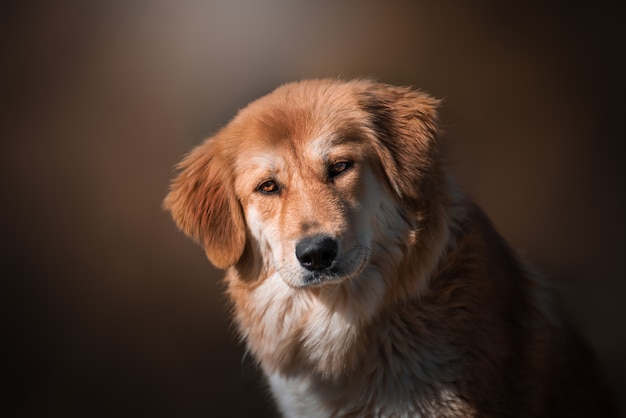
[164,79,615,417]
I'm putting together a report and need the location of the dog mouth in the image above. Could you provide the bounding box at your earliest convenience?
[289,245,371,289]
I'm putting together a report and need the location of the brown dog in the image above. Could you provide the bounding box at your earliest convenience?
[164,79,615,417]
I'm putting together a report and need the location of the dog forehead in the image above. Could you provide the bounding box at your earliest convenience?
[233,137,325,181]
[229,82,376,176]
[235,83,368,142]
[232,113,334,163]
[254,108,333,147]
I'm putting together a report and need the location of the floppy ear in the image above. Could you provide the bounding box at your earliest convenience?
[360,82,441,208]
[163,137,246,269]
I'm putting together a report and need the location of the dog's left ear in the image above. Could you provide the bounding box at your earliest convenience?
[163,137,246,269]
[359,82,441,208]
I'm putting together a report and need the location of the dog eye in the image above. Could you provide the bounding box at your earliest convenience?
[329,161,353,179]
[257,180,280,194]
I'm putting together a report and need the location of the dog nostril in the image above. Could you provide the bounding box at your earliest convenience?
[295,235,338,271]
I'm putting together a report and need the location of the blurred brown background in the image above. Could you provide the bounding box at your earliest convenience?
[3,1,624,417]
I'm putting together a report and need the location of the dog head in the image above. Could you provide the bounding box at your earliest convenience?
[164,79,440,288]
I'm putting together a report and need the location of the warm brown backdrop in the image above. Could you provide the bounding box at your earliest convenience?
[3,1,624,417]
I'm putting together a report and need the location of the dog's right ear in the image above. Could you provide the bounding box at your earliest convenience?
[163,137,246,269]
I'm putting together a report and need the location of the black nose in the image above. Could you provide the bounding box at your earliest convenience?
[295,235,338,271]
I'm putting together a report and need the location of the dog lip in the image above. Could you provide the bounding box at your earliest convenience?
[297,250,369,288]
[301,268,341,287]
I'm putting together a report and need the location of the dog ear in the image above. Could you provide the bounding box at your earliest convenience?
[164,136,246,269]
[360,82,441,208]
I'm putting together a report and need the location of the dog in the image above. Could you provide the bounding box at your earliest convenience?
[164,79,615,417]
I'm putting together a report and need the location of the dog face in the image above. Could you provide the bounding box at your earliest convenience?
[165,79,440,289]
[233,115,382,288]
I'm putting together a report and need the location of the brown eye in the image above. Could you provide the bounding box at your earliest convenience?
[329,161,353,179]
[257,180,280,194]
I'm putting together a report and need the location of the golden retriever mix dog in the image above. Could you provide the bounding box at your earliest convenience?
[164,79,615,417]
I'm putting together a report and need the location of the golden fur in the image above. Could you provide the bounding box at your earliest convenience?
[165,79,615,417]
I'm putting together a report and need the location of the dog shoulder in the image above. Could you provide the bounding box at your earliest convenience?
[411,201,618,416]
